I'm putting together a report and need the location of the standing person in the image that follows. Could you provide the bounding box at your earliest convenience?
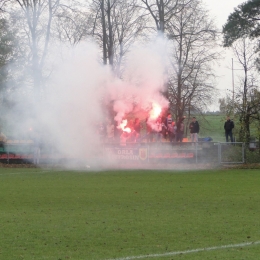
[161,115,167,139]
[168,121,176,143]
[224,116,234,142]
[176,117,185,142]
[133,118,141,142]
[189,117,200,142]
[165,113,173,141]
[155,117,163,142]
[145,118,153,142]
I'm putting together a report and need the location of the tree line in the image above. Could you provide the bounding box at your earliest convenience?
[222,0,260,142]
[0,0,260,142]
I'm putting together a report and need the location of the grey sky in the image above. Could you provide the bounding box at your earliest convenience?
[206,0,245,110]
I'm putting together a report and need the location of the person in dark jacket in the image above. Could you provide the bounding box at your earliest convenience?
[189,117,199,142]
[176,116,185,142]
[165,113,173,141]
[224,116,234,142]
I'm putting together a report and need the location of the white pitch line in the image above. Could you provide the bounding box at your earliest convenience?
[107,241,260,260]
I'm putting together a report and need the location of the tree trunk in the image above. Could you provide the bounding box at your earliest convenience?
[107,0,114,66]
[158,0,165,33]
[101,0,107,65]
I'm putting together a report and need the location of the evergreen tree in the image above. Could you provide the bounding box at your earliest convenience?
[223,0,260,47]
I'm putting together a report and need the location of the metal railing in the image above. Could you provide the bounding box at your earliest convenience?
[216,142,245,164]
[1,140,259,165]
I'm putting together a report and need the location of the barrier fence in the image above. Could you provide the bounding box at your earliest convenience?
[1,141,258,166]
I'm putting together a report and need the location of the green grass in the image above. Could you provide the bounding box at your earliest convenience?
[195,114,260,142]
[195,114,226,142]
[0,168,260,259]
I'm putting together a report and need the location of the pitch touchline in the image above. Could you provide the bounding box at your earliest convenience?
[106,241,260,260]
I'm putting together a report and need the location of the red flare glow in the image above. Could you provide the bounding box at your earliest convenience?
[150,103,162,120]
[118,119,132,133]
[124,127,131,133]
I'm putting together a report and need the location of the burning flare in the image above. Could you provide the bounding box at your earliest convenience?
[118,119,131,133]
[149,103,162,120]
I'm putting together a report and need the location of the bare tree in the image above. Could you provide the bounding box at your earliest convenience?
[91,0,146,70]
[112,0,147,75]
[231,38,260,142]
[90,0,116,65]
[55,6,92,46]
[6,0,61,101]
[0,1,11,13]
[140,0,191,33]
[218,98,227,114]
[165,0,219,120]
[139,0,218,121]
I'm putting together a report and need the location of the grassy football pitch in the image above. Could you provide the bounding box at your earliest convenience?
[0,167,260,260]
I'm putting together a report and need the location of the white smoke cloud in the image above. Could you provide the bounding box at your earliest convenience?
[4,36,171,169]
[105,37,170,126]
[44,41,107,160]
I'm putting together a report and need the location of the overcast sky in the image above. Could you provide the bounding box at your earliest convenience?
[206,0,245,110]
[207,0,244,28]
